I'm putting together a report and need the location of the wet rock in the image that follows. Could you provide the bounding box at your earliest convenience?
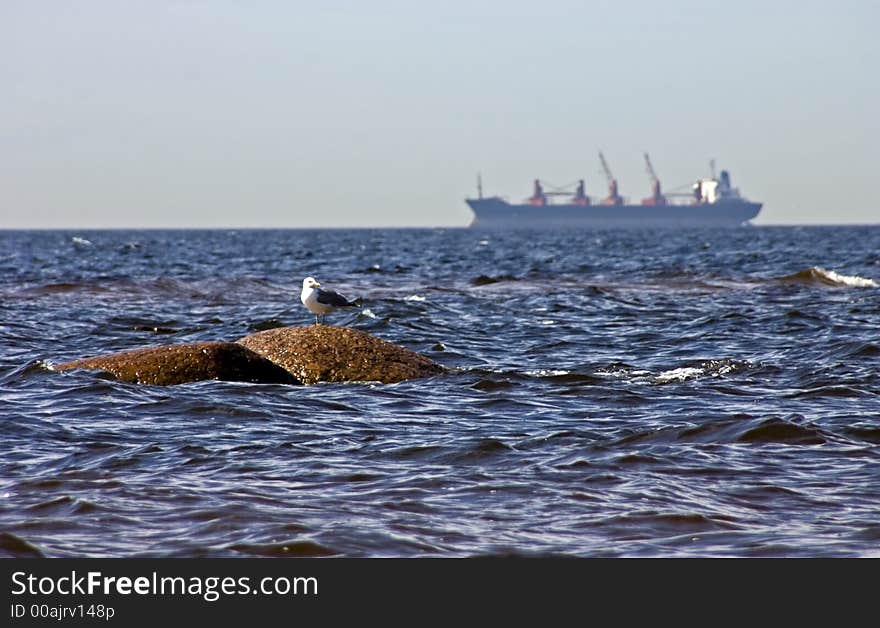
[237,325,445,384]
[56,342,300,386]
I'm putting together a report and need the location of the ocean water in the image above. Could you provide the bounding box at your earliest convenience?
[1,226,879,557]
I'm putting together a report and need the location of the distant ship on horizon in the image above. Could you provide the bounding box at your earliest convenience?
[466,153,762,228]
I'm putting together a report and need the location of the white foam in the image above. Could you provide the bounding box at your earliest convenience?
[817,267,878,288]
[712,362,739,377]
[71,236,92,247]
[527,369,570,377]
[359,308,377,319]
[404,295,426,302]
[594,368,651,379]
[655,367,705,383]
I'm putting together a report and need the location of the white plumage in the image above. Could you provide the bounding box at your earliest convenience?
[300,277,359,324]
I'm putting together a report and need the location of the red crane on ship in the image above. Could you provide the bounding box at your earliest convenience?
[599,152,623,206]
[527,179,547,206]
[570,179,590,205]
[641,153,667,206]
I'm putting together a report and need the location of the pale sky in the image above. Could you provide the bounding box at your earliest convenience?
[2,0,878,228]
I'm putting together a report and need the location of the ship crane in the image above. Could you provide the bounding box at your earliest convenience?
[641,153,667,206]
[598,152,623,206]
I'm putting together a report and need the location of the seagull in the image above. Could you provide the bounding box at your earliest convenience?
[300,277,360,325]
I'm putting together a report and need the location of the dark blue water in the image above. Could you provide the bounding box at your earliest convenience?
[2,226,879,557]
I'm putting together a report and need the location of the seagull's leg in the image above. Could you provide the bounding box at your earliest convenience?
[314,314,319,325]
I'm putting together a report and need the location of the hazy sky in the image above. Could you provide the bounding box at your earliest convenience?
[2,0,878,228]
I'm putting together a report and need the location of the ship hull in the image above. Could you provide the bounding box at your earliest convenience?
[466,198,761,228]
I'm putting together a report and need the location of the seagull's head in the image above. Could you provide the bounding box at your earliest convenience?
[302,277,321,290]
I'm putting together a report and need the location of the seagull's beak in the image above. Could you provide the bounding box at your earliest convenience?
[313,281,321,287]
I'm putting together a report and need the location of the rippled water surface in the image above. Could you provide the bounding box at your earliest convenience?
[2,226,880,557]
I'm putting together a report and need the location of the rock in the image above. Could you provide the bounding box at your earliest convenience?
[56,342,300,386]
[237,325,445,384]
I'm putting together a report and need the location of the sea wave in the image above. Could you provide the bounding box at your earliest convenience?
[471,274,519,286]
[10,277,283,300]
[776,267,878,288]
[595,359,751,385]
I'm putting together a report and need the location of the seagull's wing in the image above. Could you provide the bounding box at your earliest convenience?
[315,288,356,307]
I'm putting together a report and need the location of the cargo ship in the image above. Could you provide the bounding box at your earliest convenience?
[466,153,762,228]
